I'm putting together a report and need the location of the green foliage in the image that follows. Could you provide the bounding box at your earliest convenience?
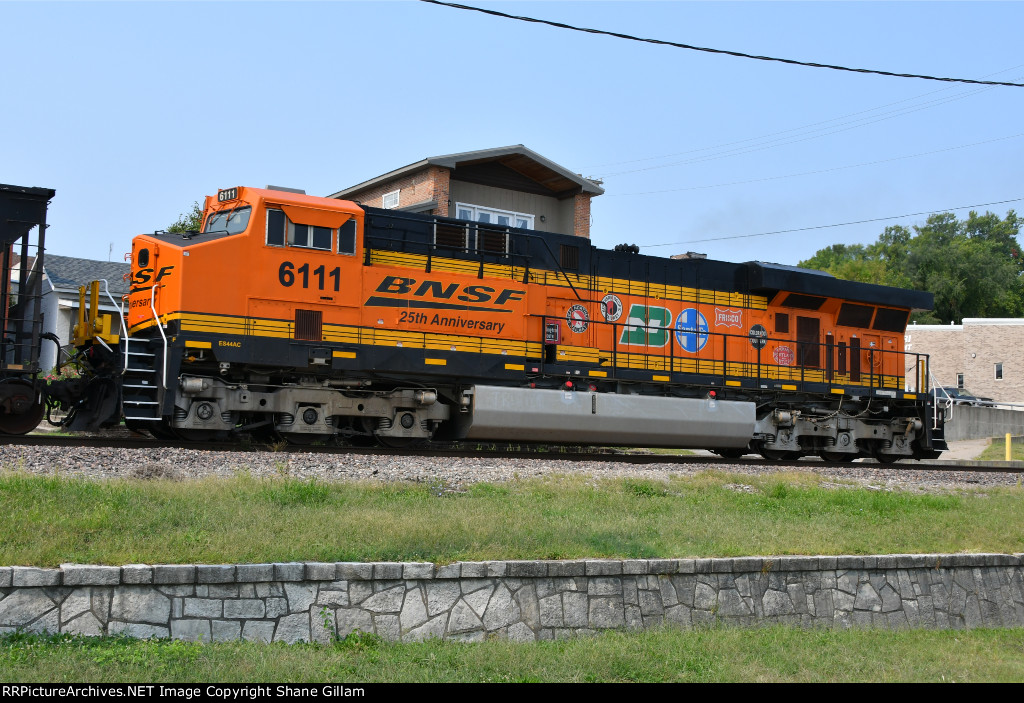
[799,210,1023,323]
[166,201,203,233]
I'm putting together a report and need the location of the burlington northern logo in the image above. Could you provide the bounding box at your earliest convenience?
[366,276,526,313]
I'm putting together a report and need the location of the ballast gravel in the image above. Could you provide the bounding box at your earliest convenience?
[0,444,1020,494]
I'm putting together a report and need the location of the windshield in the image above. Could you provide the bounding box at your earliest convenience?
[203,206,251,235]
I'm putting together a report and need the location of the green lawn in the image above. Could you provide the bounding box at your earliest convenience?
[978,437,1024,462]
[2,628,1022,682]
[2,469,1022,566]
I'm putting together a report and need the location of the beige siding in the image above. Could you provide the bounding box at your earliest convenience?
[449,181,575,236]
[906,320,1024,402]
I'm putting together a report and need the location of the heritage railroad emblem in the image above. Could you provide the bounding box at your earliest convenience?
[714,307,742,328]
[566,304,590,333]
[674,308,709,353]
[749,324,767,350]
[601,294,623,322]
[774,345,795,366]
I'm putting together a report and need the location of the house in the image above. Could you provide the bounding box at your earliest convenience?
[906,319,1024,403]
[329,145,604,238]
[38,255,130,373]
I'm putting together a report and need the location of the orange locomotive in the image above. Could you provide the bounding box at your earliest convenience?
[59,186,945,460]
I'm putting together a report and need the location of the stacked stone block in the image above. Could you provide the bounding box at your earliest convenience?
[1,555,1022,643]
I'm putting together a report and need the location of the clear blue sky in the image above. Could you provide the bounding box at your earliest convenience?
[4,1,1022,267]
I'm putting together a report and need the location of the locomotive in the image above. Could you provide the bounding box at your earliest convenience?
[51,186,945,461]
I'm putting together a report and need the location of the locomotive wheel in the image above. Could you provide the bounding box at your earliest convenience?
[376,435,429,449]
[281,432,332,446]
[714,449,746,459]
[820,451,856,463]
[172,428,220,442]
[760,449,800,461]
[0,380,45,435]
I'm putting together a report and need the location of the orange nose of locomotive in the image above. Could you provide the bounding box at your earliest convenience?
[127,236,180,330]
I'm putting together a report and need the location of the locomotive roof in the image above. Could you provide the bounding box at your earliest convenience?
[744,261,933,312]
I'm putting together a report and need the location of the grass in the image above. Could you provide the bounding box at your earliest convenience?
[978,437,1024,462]
[2,469,1023,566]
[2,628,1023,682]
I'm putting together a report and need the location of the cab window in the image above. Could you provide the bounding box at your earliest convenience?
[204,206,251,235]
[338,219,357,255]
[266,208,333,251]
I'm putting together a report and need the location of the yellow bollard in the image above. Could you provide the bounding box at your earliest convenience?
[1007,433,1012,462]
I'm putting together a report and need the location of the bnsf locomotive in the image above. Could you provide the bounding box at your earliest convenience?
[52,186,945,461]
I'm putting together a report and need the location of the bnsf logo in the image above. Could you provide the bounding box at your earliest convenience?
[372,276,525,308]
[132,266,174,286]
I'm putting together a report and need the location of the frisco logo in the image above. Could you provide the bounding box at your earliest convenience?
[714,308,742,328]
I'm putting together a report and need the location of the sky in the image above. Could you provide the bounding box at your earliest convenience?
[3,0,1022,267]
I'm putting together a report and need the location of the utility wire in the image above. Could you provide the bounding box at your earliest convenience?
[607,133,1024,197]
[643,197,1024,248]
[420,0,1024,88]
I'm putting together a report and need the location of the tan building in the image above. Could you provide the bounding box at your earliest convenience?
[329,145,604,238]
[906,319,1024,402]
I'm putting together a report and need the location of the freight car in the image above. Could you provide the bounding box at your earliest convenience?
[52,186,945,461]
[0,184,56,435]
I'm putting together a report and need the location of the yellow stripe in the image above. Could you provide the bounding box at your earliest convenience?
[425,358,447,366]
[782,384,797,391]
[504,363,525,371]
[369,249,768,309]
[332,351,356,359]
[588,370,608,378]
[726,380,741,387]
[185,341,211,349]
[831,388,845,395]
[653,375,670,381]
[903,393,917,400]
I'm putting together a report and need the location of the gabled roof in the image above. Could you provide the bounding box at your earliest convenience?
[45,255,131,296]
[330,145,605,200]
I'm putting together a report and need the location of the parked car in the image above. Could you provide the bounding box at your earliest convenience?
[931,387,993,406]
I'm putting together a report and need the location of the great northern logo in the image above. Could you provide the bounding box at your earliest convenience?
[365,276,525,313]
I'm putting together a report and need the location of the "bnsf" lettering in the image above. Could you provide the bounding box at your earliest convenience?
[132,266,175,285]
[375,276,525,306]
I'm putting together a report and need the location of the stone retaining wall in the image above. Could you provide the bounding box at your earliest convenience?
[1,555,1022,643]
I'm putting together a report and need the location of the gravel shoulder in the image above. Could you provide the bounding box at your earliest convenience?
[1,444,1021,494]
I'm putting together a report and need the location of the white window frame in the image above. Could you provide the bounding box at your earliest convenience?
[382,189,400,209]
[454,202,534,230]
[995,362,1004,380]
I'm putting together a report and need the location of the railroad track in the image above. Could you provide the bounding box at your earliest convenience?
[7,432,1023,474]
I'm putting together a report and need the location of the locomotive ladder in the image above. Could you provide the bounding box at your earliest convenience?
[121,337,161,422]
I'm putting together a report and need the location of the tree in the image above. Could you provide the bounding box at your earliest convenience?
[799,210,1022,324]
[167,202,203,233]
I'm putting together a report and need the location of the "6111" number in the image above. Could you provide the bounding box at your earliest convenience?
[278,261,341,291]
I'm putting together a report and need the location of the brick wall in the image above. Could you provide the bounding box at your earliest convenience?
[572,193,592,238]
[341,166,449,216]
[907,320,1024,402]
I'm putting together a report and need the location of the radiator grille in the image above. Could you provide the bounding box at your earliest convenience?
[295,309,322,341]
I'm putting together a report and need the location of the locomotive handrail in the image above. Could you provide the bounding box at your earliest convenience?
[150,284,167,389]
[96,279,129,346]
[534,312,930,400]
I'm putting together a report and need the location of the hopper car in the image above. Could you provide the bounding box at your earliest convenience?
[43,186,945,461]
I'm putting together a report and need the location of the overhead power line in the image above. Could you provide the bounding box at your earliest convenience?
[643,197,1024,248]
[420,0,1024,88]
